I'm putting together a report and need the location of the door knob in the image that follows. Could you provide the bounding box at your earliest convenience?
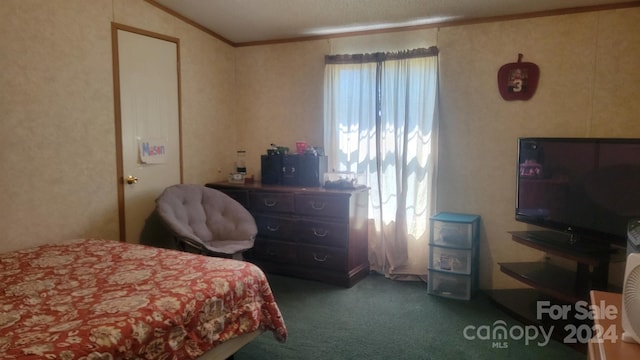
[125,175,139,184]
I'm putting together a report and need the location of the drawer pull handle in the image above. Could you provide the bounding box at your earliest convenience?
[313,253,328,262]
[312,228,328,237]
[310,201,326,210]
[266,225,280,232]
[263,199,278,207]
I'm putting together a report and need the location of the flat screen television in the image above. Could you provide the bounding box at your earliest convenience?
[516,137,640,249]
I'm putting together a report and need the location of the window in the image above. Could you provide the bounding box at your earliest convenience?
[324,48,438,279]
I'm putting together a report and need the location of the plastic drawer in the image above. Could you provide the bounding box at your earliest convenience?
[430,245,471,274]
[431,220,474,248]
[428,270,473,300]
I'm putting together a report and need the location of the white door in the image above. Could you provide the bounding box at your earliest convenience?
[114,26,182,243]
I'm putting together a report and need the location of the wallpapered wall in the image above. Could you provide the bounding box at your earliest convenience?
[0,0,238,252]
[436,10,640,288]
[1,0,638,289]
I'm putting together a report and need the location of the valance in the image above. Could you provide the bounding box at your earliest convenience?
[325,46,438,64]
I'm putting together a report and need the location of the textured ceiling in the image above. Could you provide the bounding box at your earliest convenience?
[150,0,638,44]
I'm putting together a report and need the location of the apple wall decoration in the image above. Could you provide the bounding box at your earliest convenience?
[497,54,539,101]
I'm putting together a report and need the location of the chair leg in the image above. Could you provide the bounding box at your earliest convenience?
[175,237,186,252]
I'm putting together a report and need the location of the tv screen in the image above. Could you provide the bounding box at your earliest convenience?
[516,137,640,248]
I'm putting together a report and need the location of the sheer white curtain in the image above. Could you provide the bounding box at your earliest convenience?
[324,49,438,280]
[323,62,377,178]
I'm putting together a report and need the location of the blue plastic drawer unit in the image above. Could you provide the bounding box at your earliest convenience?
[428,212,480,300]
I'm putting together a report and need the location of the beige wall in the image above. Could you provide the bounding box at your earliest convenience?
[437,9,640,289]
[0,0,237,251]
[234,40,330,178]
[231,8,640,289]
[1,1,638,289]
[232,30,440,177]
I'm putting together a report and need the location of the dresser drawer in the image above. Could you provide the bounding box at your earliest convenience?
[297,244,347,271]
[296,219,348,248]
[255,214,295,241]
[252,239,298,264]
[295,194,349,218]
[250,191,294,213]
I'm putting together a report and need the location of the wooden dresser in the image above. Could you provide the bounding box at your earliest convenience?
[206,182,369,287]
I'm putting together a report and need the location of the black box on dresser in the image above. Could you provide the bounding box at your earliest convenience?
[261,154,327,187]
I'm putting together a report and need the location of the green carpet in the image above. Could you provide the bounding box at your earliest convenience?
[235,273,585,360]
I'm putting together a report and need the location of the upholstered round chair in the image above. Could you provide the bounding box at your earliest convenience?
[155,184,257,259]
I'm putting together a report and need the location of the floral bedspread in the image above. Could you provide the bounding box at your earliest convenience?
[0,239,287,359]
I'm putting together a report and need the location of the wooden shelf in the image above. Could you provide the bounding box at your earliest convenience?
[499,261,588,303]
[489,230,621,353]
[487,288,545,325]
[507,231,614,291]
[509,231,613,265]
[488,288,588,353]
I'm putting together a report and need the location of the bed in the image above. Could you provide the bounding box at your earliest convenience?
[0,238,287,359]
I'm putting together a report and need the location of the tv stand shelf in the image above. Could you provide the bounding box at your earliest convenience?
[499,261,587,303]
[488,288,590,352]
[511,231,614,261]
[507,231,613,290]
[489,230,619,352]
